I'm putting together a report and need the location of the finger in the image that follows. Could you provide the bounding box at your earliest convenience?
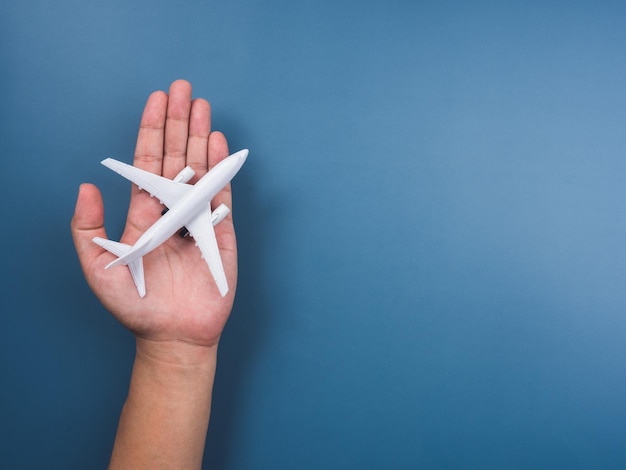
[208,130,229,170]
[71,184,107,270]
[127,90,168,232]
[186,98,211,181]
[163,79,192,179]
[208,132,238,263]
[207,131,232,214]
[133,90,168,174]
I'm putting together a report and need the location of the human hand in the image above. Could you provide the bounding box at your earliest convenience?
[71,80,237,349]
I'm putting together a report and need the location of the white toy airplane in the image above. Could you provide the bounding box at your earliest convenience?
[93,149,248,298]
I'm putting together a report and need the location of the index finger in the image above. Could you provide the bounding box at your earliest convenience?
[125,90,169,235]
[133,90,168,174]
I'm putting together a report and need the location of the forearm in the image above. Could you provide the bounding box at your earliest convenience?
[109,338,218,470]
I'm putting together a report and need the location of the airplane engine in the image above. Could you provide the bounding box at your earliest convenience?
[173,166,195,183]
[211,203,231,226]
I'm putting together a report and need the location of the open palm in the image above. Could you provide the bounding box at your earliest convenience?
[71,80,237,347]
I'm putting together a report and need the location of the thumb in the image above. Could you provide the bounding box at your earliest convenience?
[71,183,107,270]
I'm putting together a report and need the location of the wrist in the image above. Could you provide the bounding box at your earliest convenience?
[129,338,218,407]
[135,337,219,369]
[130,338,219,399]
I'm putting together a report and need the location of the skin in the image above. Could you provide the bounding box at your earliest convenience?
[71,80,237,469]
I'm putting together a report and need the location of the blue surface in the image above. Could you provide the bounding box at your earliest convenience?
[2,1,626,468]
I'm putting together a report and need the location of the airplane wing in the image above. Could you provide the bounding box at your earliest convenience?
[101,158,192,208]
[185,207,229,297]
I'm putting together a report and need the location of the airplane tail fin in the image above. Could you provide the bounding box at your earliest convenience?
[92,237,146,298]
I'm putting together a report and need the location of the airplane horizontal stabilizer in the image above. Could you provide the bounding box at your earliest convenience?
[92,237,146,297]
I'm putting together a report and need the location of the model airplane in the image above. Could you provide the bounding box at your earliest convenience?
[92,149,248,298]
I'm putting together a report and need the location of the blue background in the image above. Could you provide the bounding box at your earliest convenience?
[2,1,626,468]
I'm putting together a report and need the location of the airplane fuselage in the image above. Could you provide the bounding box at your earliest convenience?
[123,151,246,262]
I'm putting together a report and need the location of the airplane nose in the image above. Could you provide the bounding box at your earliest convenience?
[220,149,248,174]
[237,149,249,164]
